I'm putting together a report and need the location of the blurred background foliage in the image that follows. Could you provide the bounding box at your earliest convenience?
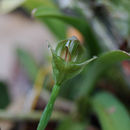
[0,0,130,130]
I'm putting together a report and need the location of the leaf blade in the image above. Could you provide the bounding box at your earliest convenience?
[23,0,67,39]
[91,92,130,130]
[79,50,130,96]
[33,7,103,55]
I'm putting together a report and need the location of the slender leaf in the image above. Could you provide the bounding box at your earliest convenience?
[24,0,55,9]
[34,7,103,55]
[79,50,130,97]
[23,0,67,39]
[91,92,130,130]
[34,7,88,35]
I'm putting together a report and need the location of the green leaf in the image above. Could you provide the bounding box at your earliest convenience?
[24,0,55,9]
[23,0,66,39]
[16,48,38,81]
[79,50,130,97]
[91,92,130,130]
[34,7,102,55]
[34,7,87,35]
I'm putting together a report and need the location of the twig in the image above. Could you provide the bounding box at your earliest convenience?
[0,110,67,122]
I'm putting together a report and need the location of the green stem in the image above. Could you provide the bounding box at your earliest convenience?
[37,84,60,130]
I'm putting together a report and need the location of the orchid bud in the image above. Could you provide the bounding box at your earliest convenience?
[50,36,97,85]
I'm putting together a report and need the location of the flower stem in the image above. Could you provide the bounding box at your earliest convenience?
[37,84,60,130]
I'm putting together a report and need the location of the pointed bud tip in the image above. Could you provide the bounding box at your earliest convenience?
[48,44,53,52]
[48,44,55,56]
[46,40,52,51]
[31,8,37,17]
[93,56,98,59]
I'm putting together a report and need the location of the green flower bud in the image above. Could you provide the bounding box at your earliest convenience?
[50,36,97,85]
